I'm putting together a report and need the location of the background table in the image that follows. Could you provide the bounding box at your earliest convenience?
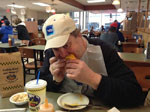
[118,52,150,66]
[23,45,45,62]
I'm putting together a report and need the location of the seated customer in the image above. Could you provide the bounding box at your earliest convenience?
[14,18,30,45]
[110,22,125,42]
[100,26,119,51]
[89,26,95,38]
[0,20,13,43]
[40,14,147,107]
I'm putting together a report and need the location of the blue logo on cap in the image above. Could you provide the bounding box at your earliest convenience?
[46,25,54,36]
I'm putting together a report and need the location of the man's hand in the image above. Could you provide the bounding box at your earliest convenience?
[49,57,66,82]
[65,59,102,90]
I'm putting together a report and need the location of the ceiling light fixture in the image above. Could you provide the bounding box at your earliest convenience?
[112,0,120,5]
[117,8,123,12]
[117,0,123,12]
[46,6,51,13]
[87,0,105,3]
[45,0,56,14]
[8,3,17,14]
[32,2,50,7]
[7,4,25,8]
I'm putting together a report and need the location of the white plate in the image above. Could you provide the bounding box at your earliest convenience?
[57,93,89,110]
[9,92,28,105]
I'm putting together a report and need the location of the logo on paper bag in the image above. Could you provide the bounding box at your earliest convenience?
[46,25,54,36]
[7,75,17,82]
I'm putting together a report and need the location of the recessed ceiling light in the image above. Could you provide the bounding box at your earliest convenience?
[87,0,105,3]
[32,2,50,7]
[117,8,123,12]
[112,0,120,5]
[7,4,25,8]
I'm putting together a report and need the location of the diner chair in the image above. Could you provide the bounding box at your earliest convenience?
[34,38,46,60]
[18,47,42,81]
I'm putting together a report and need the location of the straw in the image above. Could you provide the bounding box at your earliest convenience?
[36,71,40,84]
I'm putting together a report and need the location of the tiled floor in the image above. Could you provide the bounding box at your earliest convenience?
[26,74,35,83]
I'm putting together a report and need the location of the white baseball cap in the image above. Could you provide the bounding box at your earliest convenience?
[42,14,76,50]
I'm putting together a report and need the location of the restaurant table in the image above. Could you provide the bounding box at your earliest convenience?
[23,45,45,51]
[23,45,45,62]
[118,52,150,66]
[0,43,26,53]
[0,43,16,49]
[0,43,18,52]
[121,42,144,48]
[0,92,150,112]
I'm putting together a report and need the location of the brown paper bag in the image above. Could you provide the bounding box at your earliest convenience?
[0,52,24,97]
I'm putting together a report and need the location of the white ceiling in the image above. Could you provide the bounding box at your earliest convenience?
[0,0,81,13]
[0,0,148,13]
[76,0,112,5]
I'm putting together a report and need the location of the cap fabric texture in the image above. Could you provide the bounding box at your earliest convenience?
[110,22,118,28]
[42,14,76,50]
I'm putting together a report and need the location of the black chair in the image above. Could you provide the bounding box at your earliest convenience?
[18,47,42,82]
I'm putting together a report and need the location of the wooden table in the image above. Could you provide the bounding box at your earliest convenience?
[118,52,150,90]
[0,43,26,53]
[23,45,45,51]
[121,42,144,48]
[24,45,45,61]
[0,43,16,48]
[118,52,150,66]
[0,92,150,112]
[0,43,17,53]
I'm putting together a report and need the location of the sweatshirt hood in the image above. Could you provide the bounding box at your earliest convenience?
[18,22,26,26]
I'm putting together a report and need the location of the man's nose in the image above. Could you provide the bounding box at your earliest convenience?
[59,48,68,58]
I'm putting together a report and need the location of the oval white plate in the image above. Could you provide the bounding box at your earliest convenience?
[9,92,28,105]
[57,93,89,110]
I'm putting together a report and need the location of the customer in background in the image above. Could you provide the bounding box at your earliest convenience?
[0,20,13,43]
[39,14,147,108]
[14,18,30,45]
[89,26,95,38]
[100,26,119,51]
[110,22,125,42]
[0,16,8,27]
[100,25,105,32]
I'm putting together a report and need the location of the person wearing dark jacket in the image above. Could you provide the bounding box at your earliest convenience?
[110,22,125,42]
[0,20,13,43]
[100,26,119,51]
[14,18,30,45]
[40,14,147,108]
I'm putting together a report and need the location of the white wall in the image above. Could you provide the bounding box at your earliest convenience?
[0,8,12,21]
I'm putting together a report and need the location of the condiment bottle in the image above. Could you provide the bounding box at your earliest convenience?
[39,98,54,112]
[8,37,12,46]
[138,37,142,44]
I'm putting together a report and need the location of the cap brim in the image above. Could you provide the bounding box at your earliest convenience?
[44,34,70,50]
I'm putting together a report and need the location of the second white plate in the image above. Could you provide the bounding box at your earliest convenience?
[57,93,89,110]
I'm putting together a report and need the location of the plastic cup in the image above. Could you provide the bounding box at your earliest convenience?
[25,79,47,112]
